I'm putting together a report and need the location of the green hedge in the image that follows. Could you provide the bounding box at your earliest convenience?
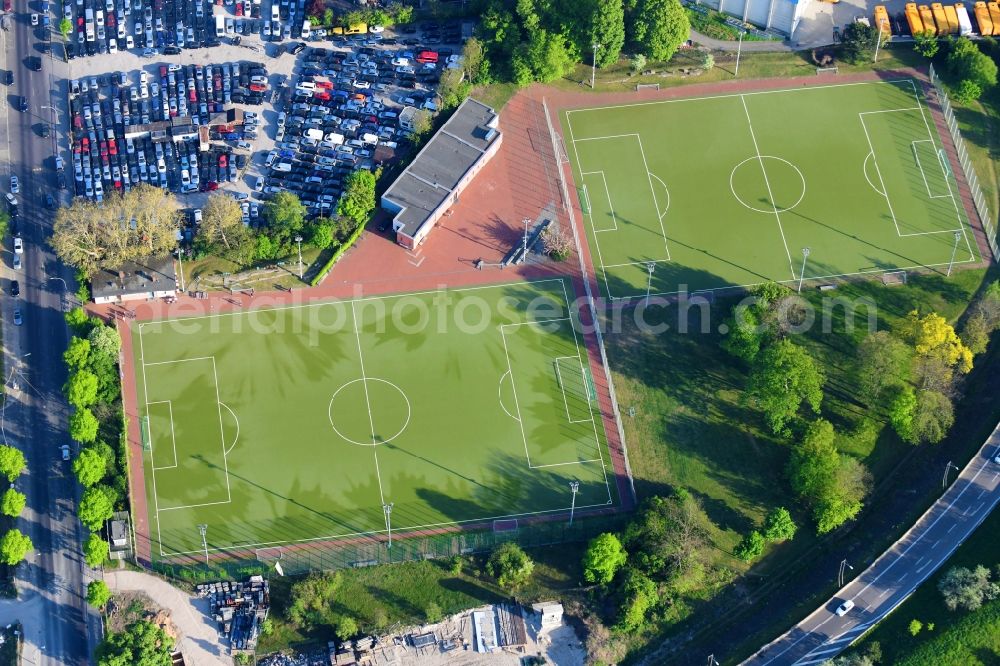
[309,223,368,287]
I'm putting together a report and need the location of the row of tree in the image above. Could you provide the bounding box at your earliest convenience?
[475,0,689,86]
[0,445,31,567]
[63,312,128,567]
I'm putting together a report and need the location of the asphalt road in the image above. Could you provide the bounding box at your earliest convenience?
[0,10,100,666]
[742,426,1000,666]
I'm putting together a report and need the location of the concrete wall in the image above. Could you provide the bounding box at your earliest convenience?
[706,0,803,34]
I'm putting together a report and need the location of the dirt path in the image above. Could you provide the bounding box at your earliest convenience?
[104,569,229,666]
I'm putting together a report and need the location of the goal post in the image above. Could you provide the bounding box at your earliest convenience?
[881,270,907,286]
[937,148,952,178]
[579,184,590,214]
[635,83,660,91]
[140,415,151,451]
[816,66,839,75]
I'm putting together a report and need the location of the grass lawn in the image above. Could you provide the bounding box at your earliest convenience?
[846,503,1000,665]
[182,247,325,293]
[604,267,990,654]
[258,544,588,654]
[561,78,977,300]
[132,279,615,560]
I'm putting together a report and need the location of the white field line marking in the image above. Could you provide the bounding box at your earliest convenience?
[497,371,519,421]
[740,95,795,279]
[911,139,951,199]
[907,78,978,262]
[558,280,614,505]
[862,152,886,196]
[584,170,619,232]
[572,132,641,142]
[137,326,165,557]
[220,402,240,455]
[564,78,919,115]
[648,171,671,220]
[531,458,604,469]
[553,355,594,425]
[565,111,616,300]
[211,357,233,502]
[157,500,615,557]
[158,499,234,513]
[350,301,386,506]
[143,355,216,366]
[148,400,178,470]
[635,134,672,259]
[499,324,534,468]
[600,258,673,269]
[141,278,572,325]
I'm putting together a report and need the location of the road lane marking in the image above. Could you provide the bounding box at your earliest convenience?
[973,502,984,514]
[930,539,939,549]
[947,523,958,533]
[878,589,890,599]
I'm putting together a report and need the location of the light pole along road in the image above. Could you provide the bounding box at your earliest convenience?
[741,423,1000,666]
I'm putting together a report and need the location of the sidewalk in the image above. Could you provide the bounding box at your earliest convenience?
[104,569,230,666]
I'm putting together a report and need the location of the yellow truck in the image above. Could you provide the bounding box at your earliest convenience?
[874,5,893,35]
[919,4,937,33]
[974,1,994,34]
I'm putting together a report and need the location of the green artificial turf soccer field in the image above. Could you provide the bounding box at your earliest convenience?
[133,280,615,559]
[561,79,981,300]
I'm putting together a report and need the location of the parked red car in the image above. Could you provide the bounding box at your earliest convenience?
[218,153,227,169]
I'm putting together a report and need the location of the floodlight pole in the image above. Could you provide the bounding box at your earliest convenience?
[708,655,720,666]
[568,481,580,526]
[735,30,745,78]
[838,559,853,587]
[942,461,960,489]
[176,248,185,293]
[644,261,656,308]
[522,217,530,257]
[295,234,304,279]
[797,247,811,293]
[197,524,209,564]
[383,502,394,549]
[946,231,961,277]
[873,19,887,63]
[591,43,600,88]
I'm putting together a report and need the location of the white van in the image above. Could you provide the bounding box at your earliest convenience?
[215,14,225,37]
[304,128,323,141]
[271,4,279,21]
[301,19,310,38]
[360,132,378,146]
[271,161,292,172]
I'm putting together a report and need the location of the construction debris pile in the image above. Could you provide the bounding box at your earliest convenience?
[196,575,270,652]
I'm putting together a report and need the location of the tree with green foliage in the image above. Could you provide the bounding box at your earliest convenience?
[629,0,690,62]
[64,336,91,370]
[65,307,92,335]
[73,447,107,488]
[0,529,32,565]
[96,620,174,666]
[953,78,984,103]
[287,572,341,628]
[590,0,626,67]
[746,339,825,436]
[938,565,999,611]
[947,37,997,95]
[762,507,797,542]
[734,530,766,562]
[913,30,939,58]
[0,444,26,482]
[910,390,955,445]
[69,408,100,443]
[889,384,918,442]
[788,419,839,500]
[0,210,9,239]
[65,370,99,408]
[814,457,871,534]
[615,569,657,633]
[856,330,911,405]
[87,580,112,609]
[264,191,307,252]
[0,488,25,517]
[195,193,257,265]
[840,21,880,63]
[622,490,708,579]
[336,616,358,641]
[308,219,335,250]
[630,53,647,72]
[437,66,472,110]
[582,532,628,585]
[513,29,576,84]
[78,485,115,531]
[83,533,109,567]
[85,324,119,361]
[461,37,487,83]
[59,16,72,40]
[908,618,924,636]
[486,542,535,591]
[337,170,377,227]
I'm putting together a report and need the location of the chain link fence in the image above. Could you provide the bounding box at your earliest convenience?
[928,63,999,261]
[150,514,628,582]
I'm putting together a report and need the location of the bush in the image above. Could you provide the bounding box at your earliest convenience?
[425,601,443,623]
[733,530,766,562]
[486,542,534,591]
[87,580,112,608]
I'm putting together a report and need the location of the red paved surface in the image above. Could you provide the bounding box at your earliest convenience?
[106,68,992,566]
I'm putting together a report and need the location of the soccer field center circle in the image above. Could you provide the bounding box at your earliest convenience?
[729,155,807,214]
[328,377,412,446]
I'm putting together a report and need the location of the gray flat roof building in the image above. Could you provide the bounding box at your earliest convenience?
[91,255,177,304]
[381,98,503,249]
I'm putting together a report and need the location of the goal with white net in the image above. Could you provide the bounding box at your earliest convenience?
[635,83,660,91]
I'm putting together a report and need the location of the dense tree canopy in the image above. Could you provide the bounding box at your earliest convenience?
[52,185,181,277]
[0,445,26,482]
[96,620,174,666]
[0,529,32,565]
[78,485,115,531]
[746,339,825,436]
[0,489,25,518]
[938,565,999,611]
[582,532,628,584]
[628,0,689,62]
[337,170,378,227]
[486,542,535,590]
